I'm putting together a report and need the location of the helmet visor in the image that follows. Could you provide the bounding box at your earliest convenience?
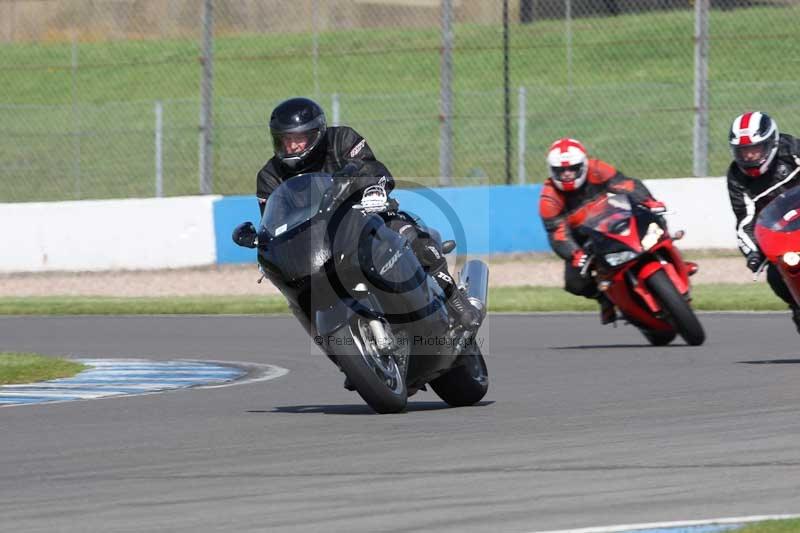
[272,128,323,159]
[550,163,584,184]
[732,137,774,169]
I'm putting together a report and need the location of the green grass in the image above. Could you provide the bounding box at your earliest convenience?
[737,518,800,532]
[490,283,788,312]
[0,352,87,385]
[0,283,787,315]
[3,6,800,201]
[0,296,291,315]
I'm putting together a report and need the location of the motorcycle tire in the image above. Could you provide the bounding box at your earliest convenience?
[641,329,677,346]
[645,269,705,346]
[429,344,489,407]
[330,318,408,414]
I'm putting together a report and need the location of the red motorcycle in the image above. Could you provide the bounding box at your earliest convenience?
[754,186,800,305]
[577,193,705,346]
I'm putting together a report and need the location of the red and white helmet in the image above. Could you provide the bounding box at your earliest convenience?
[546,138,589,192]
[729,111,779,177]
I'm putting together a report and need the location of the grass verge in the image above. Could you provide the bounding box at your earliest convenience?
[737,518,800,532]
[0,283,787,315]
[3,6,800,201]
[0,352,87,385]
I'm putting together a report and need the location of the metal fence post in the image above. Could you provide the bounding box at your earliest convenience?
[503,0,511,185]
[566,0,574,97]
[198,0,214,195]
[312,0,320,100]
[693,0,710,177]
[331,93,340,126]
[439,0,454,186]
[71,34,81,199]
[155,100,163,197]
[518,87,527,185]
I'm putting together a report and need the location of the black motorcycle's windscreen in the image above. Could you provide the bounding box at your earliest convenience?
[261,173,334,237]
[757,187,800,232]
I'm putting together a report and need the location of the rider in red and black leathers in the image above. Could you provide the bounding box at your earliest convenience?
[238,97,480,333]
[539,138,663,323]
[726,111,800,331]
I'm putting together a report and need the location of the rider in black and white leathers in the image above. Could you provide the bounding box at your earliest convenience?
[728,133,800,260]
[727,129,800,328]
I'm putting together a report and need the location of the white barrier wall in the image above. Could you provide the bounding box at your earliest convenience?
[0,196,220,273]
[0,177,740,273]
[643,177,738,250]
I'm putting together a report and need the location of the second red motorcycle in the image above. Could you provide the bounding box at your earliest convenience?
[576,193,705,346]
[754,186,800,308]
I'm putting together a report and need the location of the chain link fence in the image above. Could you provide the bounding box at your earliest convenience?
[2,0,799,203]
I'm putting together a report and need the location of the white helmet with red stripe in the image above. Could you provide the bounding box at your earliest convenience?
[547,138,589,192]
[729,111,779,177]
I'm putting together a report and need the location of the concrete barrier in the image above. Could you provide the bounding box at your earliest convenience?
[213,177,733,264]
[0,196,220,273]
[0,177,737,273]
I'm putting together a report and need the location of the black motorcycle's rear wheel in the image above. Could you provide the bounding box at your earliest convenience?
[430,344,489,407]
[331,318,408,414]
[645,269,705,346]
[641,329,677,346]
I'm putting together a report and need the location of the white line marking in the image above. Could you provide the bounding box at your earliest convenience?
[530,514,800,533]
[189,360,290,389]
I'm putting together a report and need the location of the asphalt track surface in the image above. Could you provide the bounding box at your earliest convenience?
[2,313,800,533]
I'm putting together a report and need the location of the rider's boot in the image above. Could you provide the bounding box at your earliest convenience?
[598,293,617,325]
[431,268,482,331]
[416,241,482,331]
[791,304,800,335]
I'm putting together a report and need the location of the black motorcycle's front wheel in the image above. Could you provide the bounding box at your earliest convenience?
[330,318,408,414]
[645,269,705,346]
[429,344,489,407]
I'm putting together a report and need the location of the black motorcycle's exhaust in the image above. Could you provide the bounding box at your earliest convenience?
[459,260,489,321]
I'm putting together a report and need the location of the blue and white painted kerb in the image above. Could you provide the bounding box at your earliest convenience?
[0,358,246,407]
[531,514,800,533]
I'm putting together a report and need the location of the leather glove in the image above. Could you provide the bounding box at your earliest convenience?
[746,251,765,273]
[232,221,257,249]
[325,178,356,208]
[641,198,667,214]
[571,249,590,269]
[332,161,364,178]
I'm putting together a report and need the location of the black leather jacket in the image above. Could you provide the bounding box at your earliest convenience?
[256,126,394,215]
[727,133,800,257]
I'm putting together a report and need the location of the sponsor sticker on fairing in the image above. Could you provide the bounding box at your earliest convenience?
[380,249,403,275]
[349,139,366,158]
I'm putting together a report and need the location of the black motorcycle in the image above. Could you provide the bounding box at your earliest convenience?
[244,172,489,413]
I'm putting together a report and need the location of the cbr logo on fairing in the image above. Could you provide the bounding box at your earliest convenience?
[380,250,402,275]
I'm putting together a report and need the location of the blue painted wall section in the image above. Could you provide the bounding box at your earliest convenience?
[214,185,550,264]
[214,195,260,265]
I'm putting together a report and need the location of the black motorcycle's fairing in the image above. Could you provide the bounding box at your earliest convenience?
[258,219,331,283]
[255,172,460,387]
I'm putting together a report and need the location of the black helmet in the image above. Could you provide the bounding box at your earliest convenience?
[269,97,327,171]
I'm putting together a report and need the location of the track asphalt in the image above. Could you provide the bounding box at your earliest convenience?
[1,314,799,532]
